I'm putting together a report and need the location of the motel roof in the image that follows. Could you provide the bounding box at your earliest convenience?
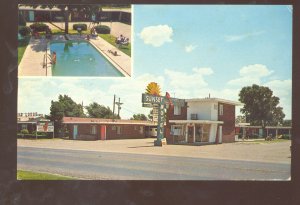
[19,6,131,13]
[19,6,62,11]
[185,98,242,106]
[63,117,156,126]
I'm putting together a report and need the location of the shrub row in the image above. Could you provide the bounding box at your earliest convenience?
[19,26,31,37]
[94,25,110,34]
[73,24,87,31]
[30,23,48,32]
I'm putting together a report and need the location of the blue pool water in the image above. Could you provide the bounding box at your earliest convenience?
[49,40,123,77]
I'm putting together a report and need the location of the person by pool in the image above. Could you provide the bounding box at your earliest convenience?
[51,52,56,64]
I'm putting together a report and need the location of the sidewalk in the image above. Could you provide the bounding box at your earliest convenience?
[18,138,291,164]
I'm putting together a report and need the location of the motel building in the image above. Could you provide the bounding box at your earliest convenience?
[165,98,242,144]
[62,117,156,140]
[17,112,48,133]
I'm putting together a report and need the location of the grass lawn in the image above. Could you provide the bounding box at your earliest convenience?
[99,34,131,57]
[18,36,30,65]
[17,170,76,180]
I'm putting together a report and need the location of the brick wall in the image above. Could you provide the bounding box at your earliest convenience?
[106,124,145,139]
[166,102,187,144]
[218,103,235,143]
[67,124,146,140]
[168,102,188,120]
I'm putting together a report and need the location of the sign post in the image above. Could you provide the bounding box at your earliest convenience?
[142,93,185,146]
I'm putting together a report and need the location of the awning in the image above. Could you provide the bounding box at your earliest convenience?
[169,120,223,125]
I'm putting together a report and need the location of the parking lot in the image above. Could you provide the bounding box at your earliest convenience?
[18,138,291,164]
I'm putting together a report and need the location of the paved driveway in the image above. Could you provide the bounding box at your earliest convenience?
[18,138,291,164]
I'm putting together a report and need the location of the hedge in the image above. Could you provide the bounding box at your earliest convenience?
[19,26,31,36]
[20,129,29,134]
[30,23,48,32]
[94,25,110,34]
[18,14,27,26]
[73,24,87,31]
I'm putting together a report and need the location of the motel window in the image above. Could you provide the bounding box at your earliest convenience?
[219,104,224,115]
[116,126,121,134]
[134,126,138,130]
[139,126,143,134]
[90,125,97,134]
[174,105,181,115]
[171,125,183,136]
[112,126,116,131]
[214,104,218,110]
[21,124,27,130]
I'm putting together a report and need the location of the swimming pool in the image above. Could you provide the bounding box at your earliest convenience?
[49,40,124,77]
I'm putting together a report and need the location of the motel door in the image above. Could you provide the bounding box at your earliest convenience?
[29,11,35,21]
[219,126,222,143]
[100,125,106,140]
[73,125,78,139]
[187,126,194,143]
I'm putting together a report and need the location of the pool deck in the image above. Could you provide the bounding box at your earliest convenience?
[18,34,131,77]
[18,37,52,76]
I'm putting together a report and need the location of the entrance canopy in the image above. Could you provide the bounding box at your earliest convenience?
[169,120,223,125]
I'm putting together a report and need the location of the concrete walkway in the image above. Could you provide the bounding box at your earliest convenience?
[18,37,51,76]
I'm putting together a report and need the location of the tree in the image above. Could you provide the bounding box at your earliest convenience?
[130,114,148,121]
[49,95,85,134]
[235,115,246,124]
[282,119,292,126]
[239,84,285,135]
[85,102,119,119]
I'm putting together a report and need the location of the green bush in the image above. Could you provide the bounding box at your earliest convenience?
[281,134,291,140]
[19,26,31,36]
[73,24,87,31]
[30,23,48,32]
[18,14,27,26]
[94,25,110,34]
[20,129,29,134]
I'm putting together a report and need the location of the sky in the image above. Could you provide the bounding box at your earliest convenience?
[18,5,292,119]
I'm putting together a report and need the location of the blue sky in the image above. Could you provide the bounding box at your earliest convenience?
[18,5,292,119]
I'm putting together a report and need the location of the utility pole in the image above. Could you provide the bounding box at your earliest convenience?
[115,97,123,118]
[112,95,116,121]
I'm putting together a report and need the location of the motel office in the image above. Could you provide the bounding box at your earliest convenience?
[165,98,241,144]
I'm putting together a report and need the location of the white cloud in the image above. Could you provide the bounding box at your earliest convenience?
[139,25,173,47]
[225,30,265,42]
[185,44,197,53]
[228,64,273,86]
[165,67,213,91]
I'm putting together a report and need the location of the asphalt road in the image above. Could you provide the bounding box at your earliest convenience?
[18,147,290,180]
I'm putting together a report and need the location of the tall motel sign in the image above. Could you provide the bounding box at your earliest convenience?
[142,93,185,146]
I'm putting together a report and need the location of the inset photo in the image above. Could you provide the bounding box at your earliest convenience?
[18,4,131,77]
